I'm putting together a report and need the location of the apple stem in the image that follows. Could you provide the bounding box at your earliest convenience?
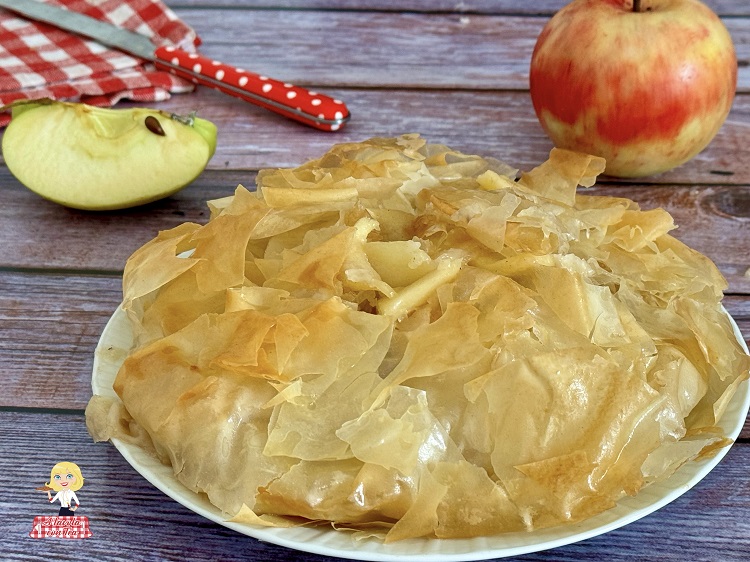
[633,0,641,11]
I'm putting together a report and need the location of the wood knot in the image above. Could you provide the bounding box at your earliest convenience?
[702,186,750,220]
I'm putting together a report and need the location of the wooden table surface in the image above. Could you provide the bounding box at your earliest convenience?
[2,1,749,560]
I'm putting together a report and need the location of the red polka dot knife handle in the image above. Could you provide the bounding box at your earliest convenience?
[154,46,350,131]
[0,0,350,131]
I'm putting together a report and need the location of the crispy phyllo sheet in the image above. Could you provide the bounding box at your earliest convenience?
[86,135,749,541]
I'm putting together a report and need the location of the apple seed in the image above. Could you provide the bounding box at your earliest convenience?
[145,115,166,136]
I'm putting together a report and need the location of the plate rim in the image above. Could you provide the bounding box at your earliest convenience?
[91,303,750,562]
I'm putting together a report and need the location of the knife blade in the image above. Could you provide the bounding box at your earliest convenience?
[0,0,350,131]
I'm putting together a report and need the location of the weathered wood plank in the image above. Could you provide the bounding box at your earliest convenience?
[0,411,329,562]
[2,268,749,441]
[0,272,121,410]
[0,167,239,272]
[2,90,748,185]
[12,88,747,186]
[3,164,750,290]
[0,134,250,272]
[167,1,750,18]
[1,3,748,561]
[165,9,750,91]
[1,411,748,562]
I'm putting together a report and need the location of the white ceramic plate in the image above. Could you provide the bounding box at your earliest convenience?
[92,305,750,561]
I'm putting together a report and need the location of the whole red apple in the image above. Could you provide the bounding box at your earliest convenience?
[529,0,737,178]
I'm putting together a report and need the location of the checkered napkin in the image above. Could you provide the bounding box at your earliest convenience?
[0,0,200,126]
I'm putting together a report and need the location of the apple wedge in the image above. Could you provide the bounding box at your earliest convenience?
[1,99,217,210]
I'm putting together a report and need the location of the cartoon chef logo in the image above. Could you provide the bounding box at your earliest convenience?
[29,462,92,539]
[43,462,84,515]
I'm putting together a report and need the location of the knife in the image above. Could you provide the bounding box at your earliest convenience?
[0,0,350,131]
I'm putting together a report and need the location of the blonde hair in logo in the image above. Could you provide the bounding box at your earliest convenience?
[46,462,84,492]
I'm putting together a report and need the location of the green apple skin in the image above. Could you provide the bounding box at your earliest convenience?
[529,0,737,178]
[1,100,217,210]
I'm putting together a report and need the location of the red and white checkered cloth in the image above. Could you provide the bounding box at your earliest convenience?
[0,0,199,126]
[29,515,93,539]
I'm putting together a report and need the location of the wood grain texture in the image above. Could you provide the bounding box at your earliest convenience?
[2,2,749,560]
[1,271,749,444]
[166,9,750,91]
[2,96,748,187]
[5,89,744,185]
[1,410,748,562]
[167,1,750,17]
[3,165,750,291]
[0,271,121,410]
